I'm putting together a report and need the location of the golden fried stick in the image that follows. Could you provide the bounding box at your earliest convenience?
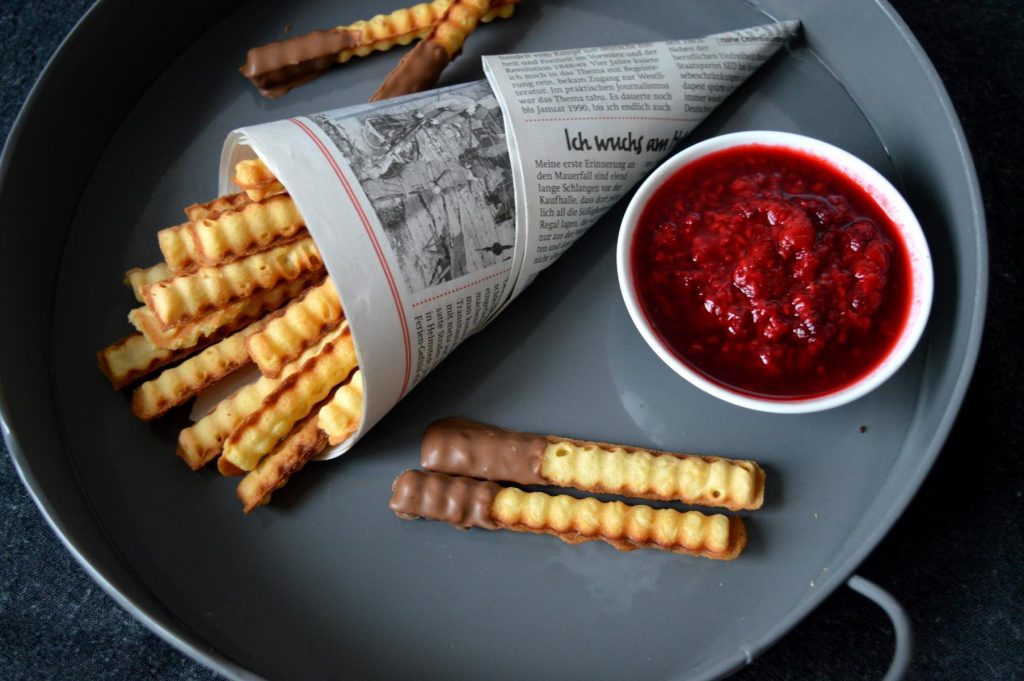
[156,223,195,273]
[370,0,493,102]
[157,194,306,272]
[222,328,358,472]
[344,0,516,62]
[177,324,346,469]
[245,278,344,377]
[236,396,333,513]
[240,0,518,98]
[130,322,261,421]
[390,470,747,560]
[218,457,246,477]
[425,0,495,57]
[124,263,172,303]
[179,380,276,471]
[97,333,204,390]
[184,191,252,222]
[318,370,363,445]
[190,195,305,266]
[421,419,765,511]
[129,274,320,351]
[142,237,322,328]
[232,159,286,202]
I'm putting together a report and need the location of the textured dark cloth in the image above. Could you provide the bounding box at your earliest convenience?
[1,1,1021,679]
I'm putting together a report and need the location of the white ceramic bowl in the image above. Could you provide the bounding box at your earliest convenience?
[617,131,934,414]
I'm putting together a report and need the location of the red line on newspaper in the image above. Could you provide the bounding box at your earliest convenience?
[412,267,512,308]
[289,118,413,397]
[522,116,702,123]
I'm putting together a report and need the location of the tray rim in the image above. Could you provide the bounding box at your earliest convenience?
[0,0,988,679]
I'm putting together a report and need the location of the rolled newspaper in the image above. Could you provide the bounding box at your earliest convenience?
[214,21,800,458]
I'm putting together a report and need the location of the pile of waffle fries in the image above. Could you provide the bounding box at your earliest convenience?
[98,1,526,512]
[98,160,362,512]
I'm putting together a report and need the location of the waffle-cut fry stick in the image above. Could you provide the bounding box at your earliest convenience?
[479,2,515,22]
[341,0,516,63]
[124,263,173,303]
[158,194,306,272]
[233,159,286,202]
[243,182,286,203]
[130,322,262,421]
[129,274,320,350]
[371,0,493,102]
[177,324,346,469]
[390,470,747,560]
[157,223,195,273]
[318,370,363,445]
[192,209,306,269]
[237,395,334,512]
[426,0,494,57]
[541,440,764,512]
[185,192,252,222]
[223,329,358,472]
[492,486,745,559]
[240,0,518,98]
[97,333,206,390]
[246,278,344,378]
[143,237,322,328]
[218,457,246,477]
[179,382,275,471]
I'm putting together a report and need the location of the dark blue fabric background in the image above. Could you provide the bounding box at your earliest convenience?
[2,1,1020,679]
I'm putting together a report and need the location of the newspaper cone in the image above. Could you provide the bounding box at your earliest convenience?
[217,21,800,458]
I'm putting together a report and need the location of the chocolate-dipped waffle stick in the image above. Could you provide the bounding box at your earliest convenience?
[390,470,747,560]
[241,0,518,98]
[421,419,766,511]
[370,0,494,102]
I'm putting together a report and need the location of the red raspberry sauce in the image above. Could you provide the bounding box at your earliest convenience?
[631,144,912,399]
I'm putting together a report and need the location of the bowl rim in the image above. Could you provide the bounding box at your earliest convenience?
[616,130,935,414]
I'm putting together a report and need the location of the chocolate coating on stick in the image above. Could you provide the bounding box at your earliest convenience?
[390,470,500,529]
[369,40,451,102]
[241,29,362,99]
[421,418,547,485]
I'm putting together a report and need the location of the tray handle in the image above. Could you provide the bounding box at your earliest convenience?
[847,574,914,680]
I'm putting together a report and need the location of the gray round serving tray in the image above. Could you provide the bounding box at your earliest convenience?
[0,0,986,679]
